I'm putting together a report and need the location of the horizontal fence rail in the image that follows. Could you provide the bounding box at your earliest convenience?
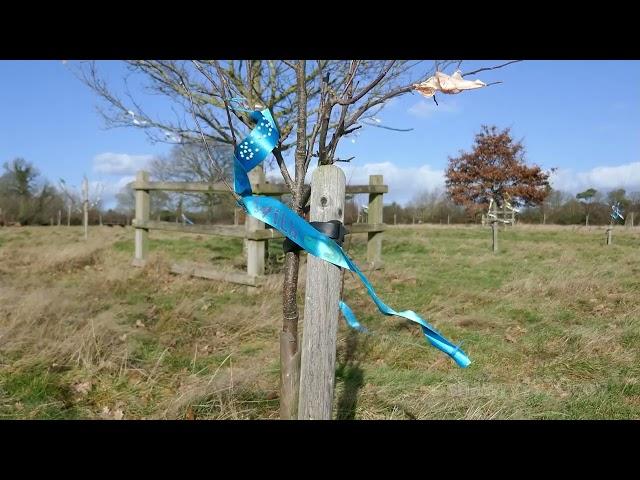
[132,169,387,286]
[134,180,388,196]
[132,220,386,240]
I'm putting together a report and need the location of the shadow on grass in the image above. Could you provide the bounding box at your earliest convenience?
[335,329,367,420]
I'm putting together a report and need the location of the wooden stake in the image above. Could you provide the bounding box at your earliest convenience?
[492,221,498,253]
[82,177,89,240]
[366,175,384,269]
[298,165,346,420]
[134,171,150,264]
[245,165,266,278]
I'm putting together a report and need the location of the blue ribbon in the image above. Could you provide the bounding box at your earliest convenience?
[233,108,471,368]
[611,203,624,222]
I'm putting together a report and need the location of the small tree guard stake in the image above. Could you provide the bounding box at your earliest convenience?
[233,107,470,368]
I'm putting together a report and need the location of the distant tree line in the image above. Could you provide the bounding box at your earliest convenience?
[0,158,125,226]
[371,187,640,226]
[4,132,636,228]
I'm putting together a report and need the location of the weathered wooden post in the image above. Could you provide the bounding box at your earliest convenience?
[298,165,346,420]
[134,171,150,265]
[492,220,498,253]
[57,209,61,226]
[606,226,613,245]
[67,204,71,227]
[245,165,266,278]
[367,175,383,269]
[82,177,89,240]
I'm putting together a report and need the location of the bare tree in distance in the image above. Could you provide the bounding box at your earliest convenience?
[150,142,235,223]
[576,188,598,226]
[59,177,105,216]
[77,59,521,418]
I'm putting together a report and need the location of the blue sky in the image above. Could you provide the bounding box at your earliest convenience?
[1,60,639,207]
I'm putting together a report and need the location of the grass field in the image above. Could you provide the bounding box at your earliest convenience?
[1,223,639,419]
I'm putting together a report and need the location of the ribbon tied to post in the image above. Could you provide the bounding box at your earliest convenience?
[232,106,470,368]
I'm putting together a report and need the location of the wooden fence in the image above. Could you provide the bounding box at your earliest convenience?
[132,169,387,287]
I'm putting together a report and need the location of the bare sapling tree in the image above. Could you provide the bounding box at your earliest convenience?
[59,177,105,231]
[78,59,521,418]
[151,142,235,223]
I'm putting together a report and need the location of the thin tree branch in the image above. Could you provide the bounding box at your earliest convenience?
[461,60,522,77]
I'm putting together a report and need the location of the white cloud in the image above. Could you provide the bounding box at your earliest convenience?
[550,162,640,194]
[93,152,154,175]
[341,162,444,203]
[90,176,136,208]
[407,99,460,118]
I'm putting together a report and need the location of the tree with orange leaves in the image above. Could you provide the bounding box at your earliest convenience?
[445,125,553,215]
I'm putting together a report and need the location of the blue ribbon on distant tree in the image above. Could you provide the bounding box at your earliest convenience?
[611,203,624,223]
[233,107,471,368]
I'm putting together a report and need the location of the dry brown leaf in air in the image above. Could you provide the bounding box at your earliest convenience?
[413,70,486,98]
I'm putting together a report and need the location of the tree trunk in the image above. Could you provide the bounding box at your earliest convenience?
[280,251,301,419]
[278,59,309,419]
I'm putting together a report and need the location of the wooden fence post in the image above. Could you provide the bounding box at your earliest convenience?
[492,221,498,253]
[82,177,89,240]
[245,165,266,278]
[134,171,150,265]
[606,226,612,245]
[298,165,346,420]
[367,175,383,269]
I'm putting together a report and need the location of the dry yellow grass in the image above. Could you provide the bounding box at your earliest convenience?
[1,223,639,419]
